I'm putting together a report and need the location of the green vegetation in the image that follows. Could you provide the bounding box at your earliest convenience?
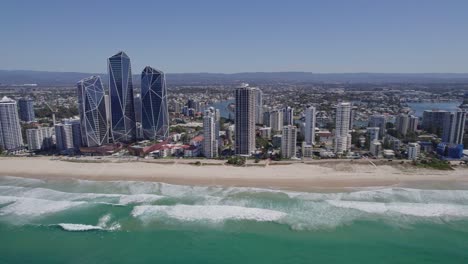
[170,126,187,134]
[226,156,246,166]
[413,158,453,170]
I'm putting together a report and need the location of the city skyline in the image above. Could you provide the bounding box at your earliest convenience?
[1,1,468,73]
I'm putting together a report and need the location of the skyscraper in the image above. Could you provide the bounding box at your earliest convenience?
[396,114,409,136]
[422,110,447,136]
[141,66,169,141]
[442,111,466,144]
[55,119,81,153]
[0,96,23,151]
[408,115,419,133]
[18,98,35,122]
[368,115,386,138]
[283,107,294,126]
[304,106,316,145]
[203,107,219,158]
[26,127,54,151]
[281,125,297,159]
[108,51,136,142]
[253,88,263,125]
[235,84,256,155]
[334,102,351,154]
[270,109,283,133]
[77,76,109,147]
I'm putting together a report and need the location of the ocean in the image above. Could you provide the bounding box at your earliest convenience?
[1,176,468,263]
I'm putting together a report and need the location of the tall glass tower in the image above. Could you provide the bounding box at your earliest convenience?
[140,66,169,141]
[108,51,136,142]
[77,76,109,147]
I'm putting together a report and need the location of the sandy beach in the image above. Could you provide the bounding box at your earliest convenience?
[0,157,467,191]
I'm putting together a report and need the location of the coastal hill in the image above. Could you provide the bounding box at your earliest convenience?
[1,70,468,86]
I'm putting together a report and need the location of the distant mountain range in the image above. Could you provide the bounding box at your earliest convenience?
[1,70,468,86]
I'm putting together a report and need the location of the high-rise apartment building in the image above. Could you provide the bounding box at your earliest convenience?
[283,107,294,126]
[396,114,409,136]
[235,85,256,155]
[18,98,35,122]
[141,66,169,141]
[77,76,109,147]
[422,110,448,136]
[408,115,419,133]
[26,127,54,151]
[281,125,297,159]
[253,88,263,125]
[368,115,386,138]
[270,109,283,133]
[304,106,316,145]
[203,107,220,158]
[108,51,136,142]
[442,111,466,144]
[334,102,351,154]
[0,97,23,151]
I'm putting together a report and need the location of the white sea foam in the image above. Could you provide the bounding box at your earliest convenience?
[57,223,103,231]
[118,194,164,205]
[326,200,468,217]
[0,197,85,217]
[132,205,287,222]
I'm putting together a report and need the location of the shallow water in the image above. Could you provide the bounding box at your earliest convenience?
[1,176,468,263]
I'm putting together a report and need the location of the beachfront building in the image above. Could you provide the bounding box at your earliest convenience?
[304,106,316,146]
[370,141,382,157]
[55,119,81,154]
[396,114,409,136]
[407,142,420,160]
[141,66,169,141]
[442,110,466,145]
[26,127,54,151]
[235,84,256,155]
[367,127,380,142]
[334,102,352,154]
[422,110,448,136]
[108,51,136,142]
[203,107,219,158]
[0,96,23,151]
[281,125,297,159]
[77,76,109,147]
[260,127,272,140]
[18,98,35,122]
[283,107,294,126]
[368,115,386,138]
[253,88,263,125]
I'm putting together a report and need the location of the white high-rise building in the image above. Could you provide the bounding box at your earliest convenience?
[253,88,263,125]
[0,96,23,151]
[304,106,316,145]
[408,142,420,160]
[334,102,351,154]
[203,107,219,158]
[270,109,283,133]
[26,127,54,151]
[281,125,297,159]
[235,84,256,155]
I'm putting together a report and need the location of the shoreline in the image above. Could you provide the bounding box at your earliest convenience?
[1,157,467,192]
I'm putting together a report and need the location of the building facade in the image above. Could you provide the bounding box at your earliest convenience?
[304,106,316,146]
[407,142,420,160]
[26,127,54,151]
[396,114,409,136]
[0,97,24,151]
[18,98,35,122]
[203,107,219,158]
[368,115,386,138]
[281,125,297,159]
[141,66,169,141]
[77,76,109,147]
[442,111,466,145]
[283,107,294,126]
[422,110,448,136]
[235,85,256,155]
[334,102,352,154]
[108,51,136,142]
[253,88,263,125]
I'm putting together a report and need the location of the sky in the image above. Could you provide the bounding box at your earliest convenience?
[1,0,467,73]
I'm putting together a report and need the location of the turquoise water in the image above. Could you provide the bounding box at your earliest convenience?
[1,176,468,263]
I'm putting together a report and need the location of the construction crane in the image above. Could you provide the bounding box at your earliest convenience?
[44,101,58,125]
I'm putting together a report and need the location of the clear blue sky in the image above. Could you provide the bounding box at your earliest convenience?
[1,0,467,73]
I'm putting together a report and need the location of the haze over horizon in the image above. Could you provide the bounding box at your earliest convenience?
[1,0,468,74]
